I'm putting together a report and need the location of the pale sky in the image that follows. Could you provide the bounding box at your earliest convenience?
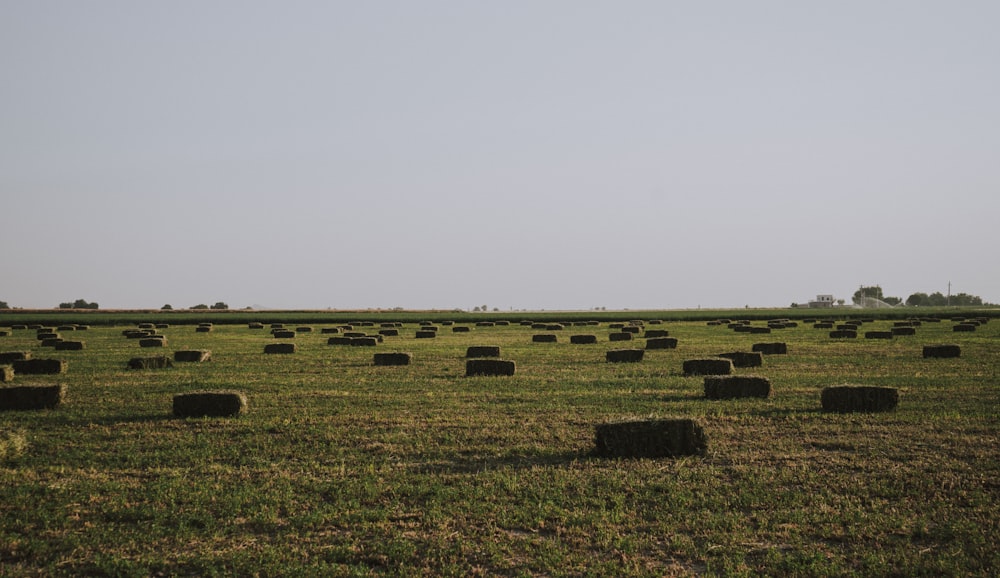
[2,1,998,311]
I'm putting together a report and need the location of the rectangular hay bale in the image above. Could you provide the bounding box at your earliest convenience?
[0,384,65,411]
[821,385,898,413]
[594,418,707,458]
[645,337,678,350]
[12,359,67,375]
[465,359,516,377]
[264,343,297,354]
[0,352,31,364]
[717,351,763,368]
[682,358,733,376]
[606,349,645,363]
[704,375,772,399]
[373,352,413,366]
[174,350,211,363]
[127,356,173,370]
[173,390,247,418]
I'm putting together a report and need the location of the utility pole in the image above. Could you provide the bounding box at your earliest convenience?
[947,281,951,306]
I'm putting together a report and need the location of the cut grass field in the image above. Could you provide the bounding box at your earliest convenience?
[1,313,998,576]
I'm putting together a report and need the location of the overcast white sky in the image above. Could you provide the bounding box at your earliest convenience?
[2,2,998,311]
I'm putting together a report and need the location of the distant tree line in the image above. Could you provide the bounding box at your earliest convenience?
[853,285,991,307]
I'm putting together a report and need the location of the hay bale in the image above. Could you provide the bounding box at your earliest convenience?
[645,337,678,350]
[609,332,633,342]
[752,342,787,355]
[296,327,313,333]
[466,346,501,358]
[531,323,548,330]
[57,325,77,331]
[124,330,154,339]
[320,327,340,334]
[606,349,644,363]
[0,331,8,337]
[682,358,733,376]
[0,384,65,411]
[476,321,495,327]
[36,332,60,341]
[0,352,31,364]
[821,385,898,413]
[327,337,353,345]
[864,331,894,340]
[704,375,771,399]
[0,366,12,382]
[378,329,399,337]
[174,350,211,363]
[271,323,285,329]
[40,338,64,348]
[570,334,598,344]
[172,390,247,418]
[609,323,625,329]
[11,325,27,330]
[127,356,173,370]
[139,338,166,348]
[621,326,640,334]
[829,330,857,339]
[717,351,763,368]
[195,326,212,333]
[373,352,412,366]
[749,327,772,334]
[813,322,834,329]
[645,329,669,338]
[452,326,471,333]
[264,343,297,354]
[594,418,706,458]
[153,324,167,330]
[248,323,265,329]
[138,323,156,329]
[953,324,976,332]
[343,331,367,338]
[923,344,961,359]
[273,330,296,339]
[54,341,85,351]
[532,334,557,343]
[891,326,916,336]
[415,330,437,339]
[12,359,67,375]
[466,359,516,377]
[733,325,753,333]
[351,337,379,346]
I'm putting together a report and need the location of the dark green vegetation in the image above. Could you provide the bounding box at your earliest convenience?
[1,311,998,575]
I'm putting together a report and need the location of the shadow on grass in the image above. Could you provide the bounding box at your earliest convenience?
[408,449,592,475]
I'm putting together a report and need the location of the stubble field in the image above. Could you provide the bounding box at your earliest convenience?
[1,311,998,576]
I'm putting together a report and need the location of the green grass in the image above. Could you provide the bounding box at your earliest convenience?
[1,316,997,575]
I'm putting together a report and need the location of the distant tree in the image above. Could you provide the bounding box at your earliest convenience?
[59,299,98,309]
[950,293,983,306]
[210,302,229,310]
[472,306,481,312]
[0,300,9,309]
[906,292,929,307]
[161,304,173,310]
[851,286,901,306]
[191,304,209,310]
[927,292,947,306]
